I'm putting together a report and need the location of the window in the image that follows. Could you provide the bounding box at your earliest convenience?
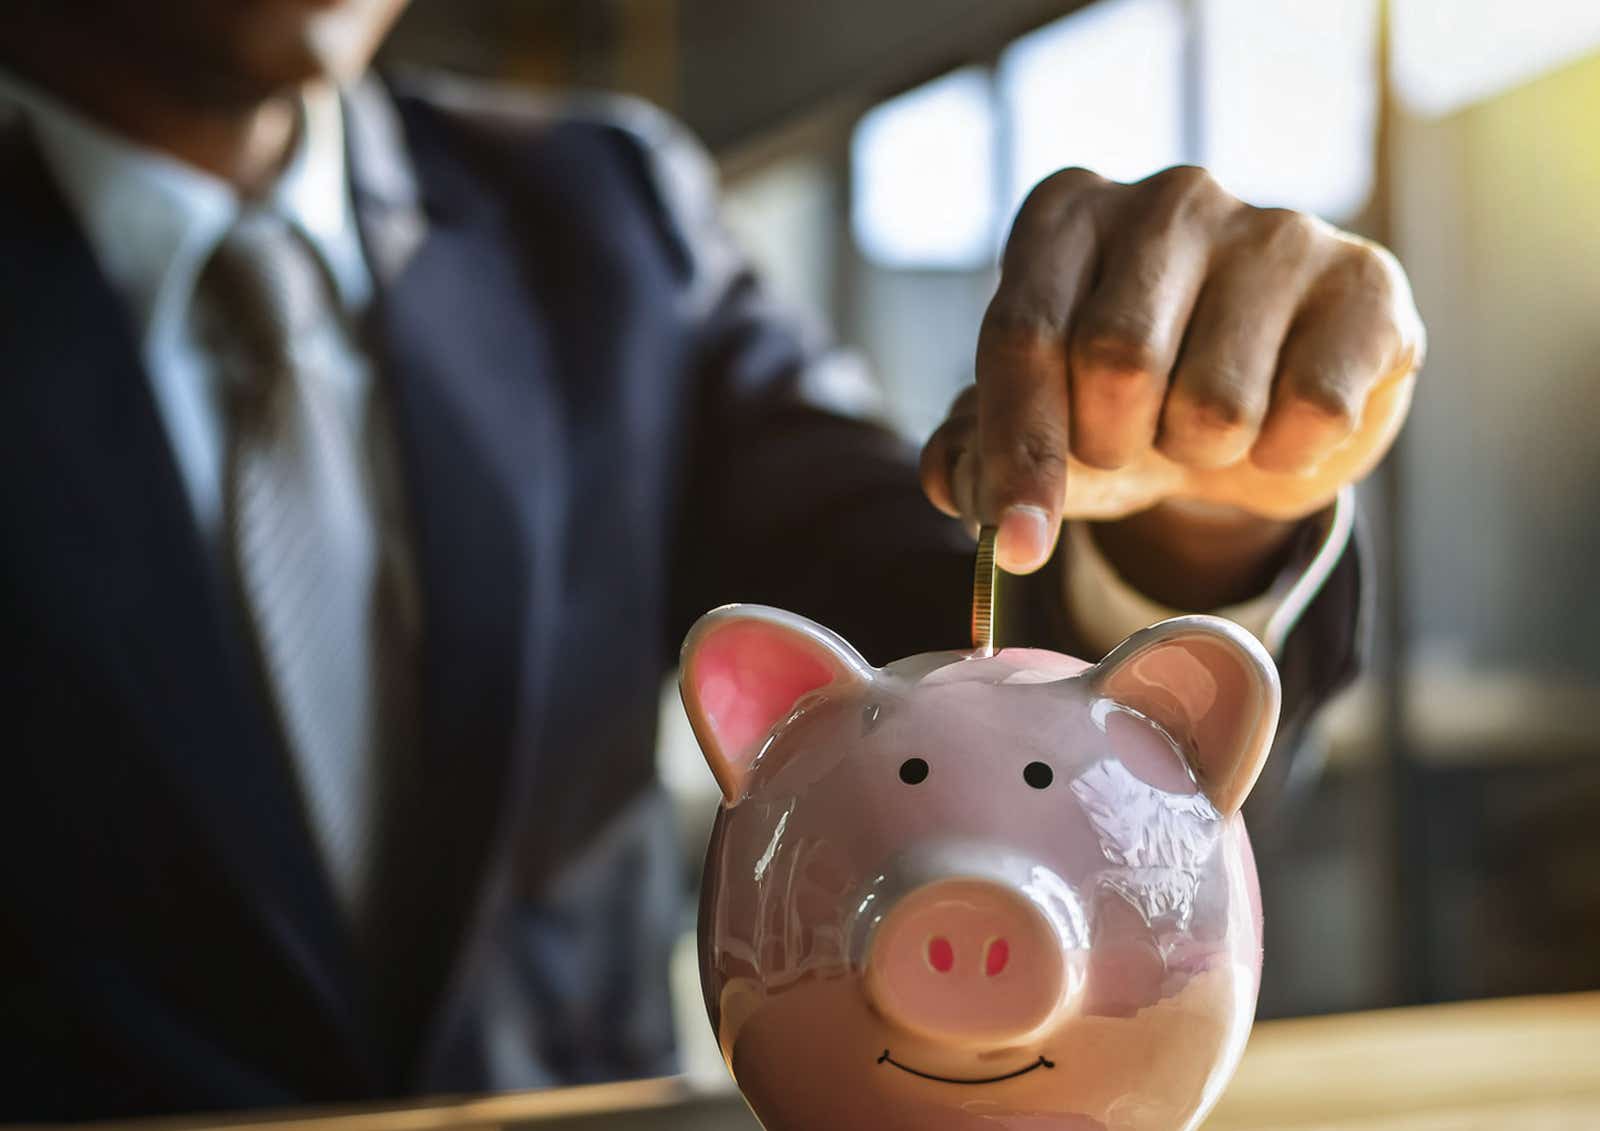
[1000,0,1187,216]
[1392,0,1600,116]
[850,0,1384,269]
[1200,0,1377,220]
[850,67,999,270]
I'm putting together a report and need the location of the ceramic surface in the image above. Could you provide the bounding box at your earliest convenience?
[681,605,1281,1131]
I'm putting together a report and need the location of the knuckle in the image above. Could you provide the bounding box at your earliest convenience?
[1248,440,1309,474]
[1246,207,1319,255]
[980,298,1060,354]
[1071,315,1165,382]
[1131,166,1239,241]
[1071,434,1136,471]
[1284,370,1360,431]
[989,424,1070,487]
[1169,380,1257,435]
[919,437,972,516]
[1012,167,1102,233]
[1333,240,1398,299]
[926,412,971,452]
[947,383,980,418]
[1143,164,1229,216]
[984,296,1047,336]
[1016,428,1071,482]
[1033,165,1104,202]
[1148,164,1217,195]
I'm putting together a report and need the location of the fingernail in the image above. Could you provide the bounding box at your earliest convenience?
[996,505,1055,574]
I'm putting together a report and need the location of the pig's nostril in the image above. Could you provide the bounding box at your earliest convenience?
[867,880,1069,1044]
[984,937,1010,977]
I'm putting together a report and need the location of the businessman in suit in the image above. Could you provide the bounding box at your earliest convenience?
[0,0,1421,1119]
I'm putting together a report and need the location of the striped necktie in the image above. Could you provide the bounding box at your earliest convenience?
[197,209,388,926]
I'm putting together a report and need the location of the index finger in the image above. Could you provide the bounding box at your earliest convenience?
[975,293,1075,574]
[975,193,1098,572]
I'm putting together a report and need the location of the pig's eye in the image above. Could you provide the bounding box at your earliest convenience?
[898,757,930,785]
[1023,761,1054,789]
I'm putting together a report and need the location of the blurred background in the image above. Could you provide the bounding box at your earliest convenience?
[385,0,1600,1078]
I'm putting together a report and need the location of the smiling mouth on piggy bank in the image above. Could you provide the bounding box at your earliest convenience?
[877,1049,1056,1085]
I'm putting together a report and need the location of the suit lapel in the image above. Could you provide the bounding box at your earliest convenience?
[346,81,570,1073]
[0,125,371,1074]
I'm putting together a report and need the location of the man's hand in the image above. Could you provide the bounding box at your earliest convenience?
[921,165,1424,600]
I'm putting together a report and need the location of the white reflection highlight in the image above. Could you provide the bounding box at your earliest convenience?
[754,808,790,883]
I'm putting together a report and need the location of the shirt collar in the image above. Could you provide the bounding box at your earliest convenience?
[282,82,373,316]
[0,70,372,354]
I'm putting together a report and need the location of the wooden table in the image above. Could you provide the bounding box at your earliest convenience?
[72,992,1600,1131]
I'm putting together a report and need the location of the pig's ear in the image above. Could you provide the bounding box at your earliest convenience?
[1090,615,1280,817]
[680,605,874,802]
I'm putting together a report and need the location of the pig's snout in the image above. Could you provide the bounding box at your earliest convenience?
[865,878,1069,1046]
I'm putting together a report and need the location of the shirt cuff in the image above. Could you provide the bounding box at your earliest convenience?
[1061,486,1356,658]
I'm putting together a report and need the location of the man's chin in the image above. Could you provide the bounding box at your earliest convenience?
[302,0,407,84]
[198,0,404,98]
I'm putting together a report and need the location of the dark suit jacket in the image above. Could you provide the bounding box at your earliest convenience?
[0,74,1365,1120]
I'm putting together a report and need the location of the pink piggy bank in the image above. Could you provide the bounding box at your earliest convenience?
[681,605,1281,1131]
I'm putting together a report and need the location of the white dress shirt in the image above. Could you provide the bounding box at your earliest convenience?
[0,70,377,552]
[1060,489,1354,657]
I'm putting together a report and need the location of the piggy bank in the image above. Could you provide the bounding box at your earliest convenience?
[681,605,1281,1131]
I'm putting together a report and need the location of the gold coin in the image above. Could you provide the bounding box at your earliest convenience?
[971,524,998,656]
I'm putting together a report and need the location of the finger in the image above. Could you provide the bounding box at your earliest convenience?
[1251,244,1403,474]
[918,386,978,518]
[919,411,974,519]
[947,382,980,418]
[1067,171,1216,469]
[974,172,1106,571]
[952,447,979,536]
[974,297,1075,574]
[1160,210,1320,467]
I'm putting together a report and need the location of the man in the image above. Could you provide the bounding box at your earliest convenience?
[0,0,1421,1119]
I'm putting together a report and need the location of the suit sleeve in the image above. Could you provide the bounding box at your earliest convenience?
[667,273,982,663]
[610,101,1366,771]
